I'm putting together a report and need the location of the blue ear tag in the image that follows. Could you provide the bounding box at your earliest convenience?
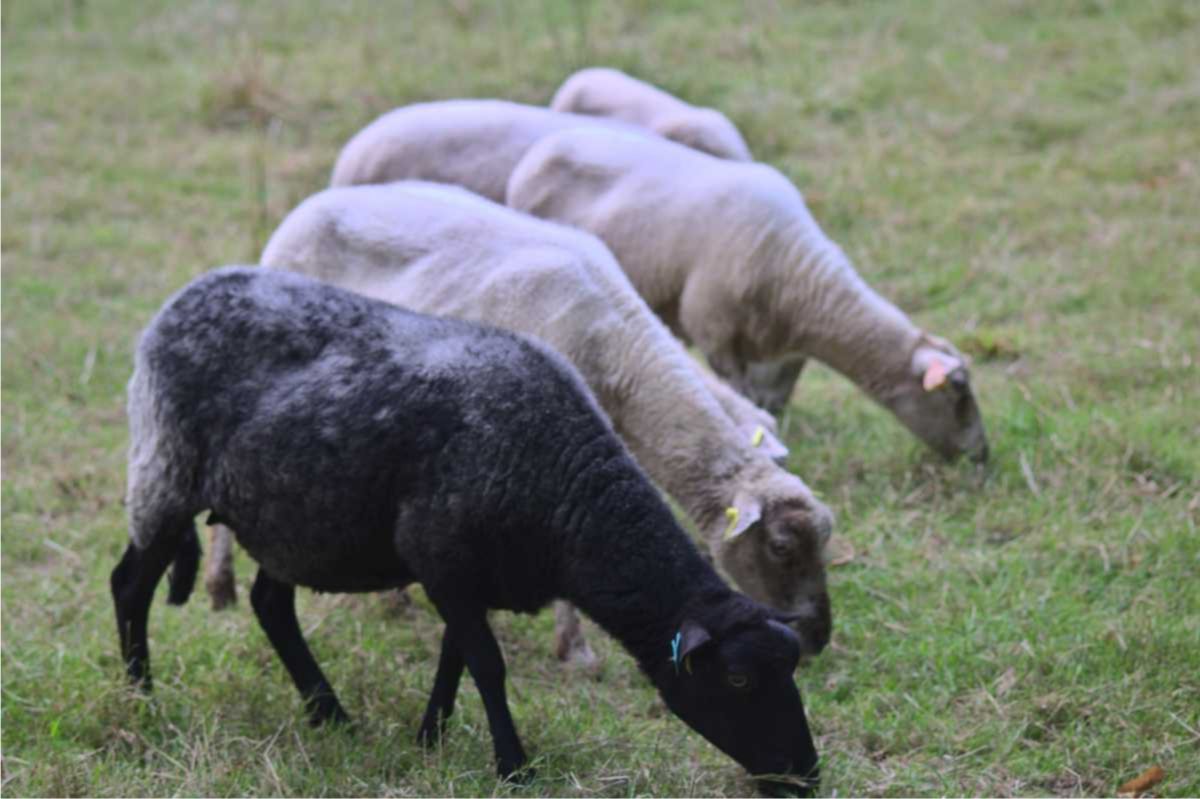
[669,632,683,675]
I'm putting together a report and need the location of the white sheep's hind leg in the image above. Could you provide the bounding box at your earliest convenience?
[205,524,238,610]
[553,601,599,674]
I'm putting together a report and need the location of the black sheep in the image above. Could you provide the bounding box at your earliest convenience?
[112,266,820,796]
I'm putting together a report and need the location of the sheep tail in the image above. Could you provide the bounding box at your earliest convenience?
[166,522,201,606]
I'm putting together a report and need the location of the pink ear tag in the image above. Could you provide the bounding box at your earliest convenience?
[923,359,949,392]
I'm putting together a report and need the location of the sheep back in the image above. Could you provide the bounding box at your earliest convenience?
[329,100,644,201]
[550,67,752,161]
[128,266,623,611]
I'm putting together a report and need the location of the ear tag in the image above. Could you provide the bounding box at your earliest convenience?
[669,631,683,675]
[751,425,765,447]
[722,506,740,541]
[684,655,693,675]
[923,359,949,392]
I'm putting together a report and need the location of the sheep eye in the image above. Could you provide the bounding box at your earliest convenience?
[727,673,750,690]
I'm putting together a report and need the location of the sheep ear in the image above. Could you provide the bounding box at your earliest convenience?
[922,358,949,392]
[678,618,713,659]
[767,617,802,643]
[722,493,763,541]
[745,422,789,462]
[913,344,963,392]
[913,337,969,391]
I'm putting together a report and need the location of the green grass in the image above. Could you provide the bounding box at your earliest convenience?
[3,0,1198,795]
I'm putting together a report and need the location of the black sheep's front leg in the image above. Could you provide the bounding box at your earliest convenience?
[249,568,350,726]
[435,607,529,781]
[416,625,464,747]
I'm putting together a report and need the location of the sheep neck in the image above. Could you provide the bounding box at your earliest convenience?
[769,217,924,400]
[597,309,755,537]
[561,487,724,665]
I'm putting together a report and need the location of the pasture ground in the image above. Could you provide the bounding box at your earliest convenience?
[2,1,1198,795]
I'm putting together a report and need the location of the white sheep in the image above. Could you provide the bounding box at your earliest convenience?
[208,182,835,667]
[550,67,752,162]
[508,128,989,461]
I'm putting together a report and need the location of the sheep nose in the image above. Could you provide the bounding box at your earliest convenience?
[785,595,831,656]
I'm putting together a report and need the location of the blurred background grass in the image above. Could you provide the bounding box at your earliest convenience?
[2,0,1198,795]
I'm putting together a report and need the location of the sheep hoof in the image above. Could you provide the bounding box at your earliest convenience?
[499,761,536,786]
[307,699,352,728]
[415,724,440,748]
[559,640,602,677]
[416,714,448,748]
[206,575,237,611]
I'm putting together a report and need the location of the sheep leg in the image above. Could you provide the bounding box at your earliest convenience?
[703,344,750,392]
[249,568,350,726]
[743,355,807,415]
[110,526,189,689]
[440,611,529,781]
[205,524,238,610]
[416,625,464,747]
[553,601,599,671]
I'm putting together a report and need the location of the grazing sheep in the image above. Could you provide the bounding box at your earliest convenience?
[551,67,753,161]
[326,101,986,458]
[204,183,833,667]
[508,128,989,461]
[113,266,821,795]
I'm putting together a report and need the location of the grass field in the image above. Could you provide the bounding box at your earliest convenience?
[3,1,1199,796]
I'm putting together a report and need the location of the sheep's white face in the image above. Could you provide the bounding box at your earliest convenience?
[886,339,989,462]
[712,483,834,655]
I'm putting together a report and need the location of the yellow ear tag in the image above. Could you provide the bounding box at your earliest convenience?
[751,425,765,447]
[685,655,693,674]
[923,358,949,392]
[723,506,740,541]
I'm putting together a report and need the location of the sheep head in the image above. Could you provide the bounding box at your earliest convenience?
[885,335,989,463]
[710,473,834,656]
[651,596,820,797]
